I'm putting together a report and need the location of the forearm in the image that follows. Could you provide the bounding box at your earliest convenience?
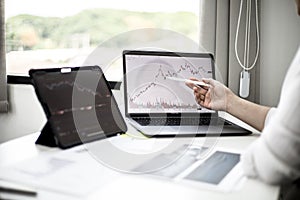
[226,93,271,131]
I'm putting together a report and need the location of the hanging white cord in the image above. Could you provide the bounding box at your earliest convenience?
[243,0,250,67]
[235,0,260,71]
[246,0,252,67]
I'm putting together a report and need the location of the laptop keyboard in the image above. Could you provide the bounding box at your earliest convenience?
[133,117,231,126]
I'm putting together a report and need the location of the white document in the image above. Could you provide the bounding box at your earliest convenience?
[0,144,121,197]
[0,137,245,196]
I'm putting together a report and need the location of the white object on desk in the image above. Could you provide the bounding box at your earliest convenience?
[0,145,121,197]
[0,179,37,196]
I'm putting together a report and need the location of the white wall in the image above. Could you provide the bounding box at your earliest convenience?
[0,84,46,143]
[260,0,300,106]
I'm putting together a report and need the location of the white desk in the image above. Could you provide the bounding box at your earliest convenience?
[0,114,280,200]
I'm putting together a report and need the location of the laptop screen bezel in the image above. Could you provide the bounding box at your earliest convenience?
[122,50,218,118]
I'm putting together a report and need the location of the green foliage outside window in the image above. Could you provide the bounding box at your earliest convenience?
[6,8,198,51]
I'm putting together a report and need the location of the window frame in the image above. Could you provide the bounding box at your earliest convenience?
[0,0,8,113]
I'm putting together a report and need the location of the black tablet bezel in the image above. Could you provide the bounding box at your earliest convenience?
[29,66,127,148]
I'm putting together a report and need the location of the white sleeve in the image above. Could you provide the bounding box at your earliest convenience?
[241,49,300,184]
[264,107,277,127]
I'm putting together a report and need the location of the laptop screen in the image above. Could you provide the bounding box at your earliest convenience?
[123,51,216,115]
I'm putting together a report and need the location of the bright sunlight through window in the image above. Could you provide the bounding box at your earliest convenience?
[5,0,199,80]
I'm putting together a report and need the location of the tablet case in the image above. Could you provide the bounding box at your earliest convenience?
[35,121,57,147]
[30,66,127,149]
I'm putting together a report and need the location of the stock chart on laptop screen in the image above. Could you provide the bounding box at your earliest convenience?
[125,54,215,114]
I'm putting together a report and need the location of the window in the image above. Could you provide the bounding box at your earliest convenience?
[5,0,199,81]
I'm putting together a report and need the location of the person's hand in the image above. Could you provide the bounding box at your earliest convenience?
[186,78,234,111]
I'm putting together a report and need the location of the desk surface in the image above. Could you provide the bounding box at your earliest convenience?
[0,113,280,200]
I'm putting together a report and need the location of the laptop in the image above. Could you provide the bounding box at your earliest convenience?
[122,50,251,137]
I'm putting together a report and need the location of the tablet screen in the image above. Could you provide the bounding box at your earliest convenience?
[30,66,127,148]
[185,151,240,184]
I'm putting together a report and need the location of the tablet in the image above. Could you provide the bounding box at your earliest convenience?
[30,66,127,149]
[135,147,243,192]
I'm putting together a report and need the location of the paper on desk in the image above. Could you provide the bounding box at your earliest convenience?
[108,135,175,154]
[0,135,175,197]
[0,137,246,196]
[0,145,121,197]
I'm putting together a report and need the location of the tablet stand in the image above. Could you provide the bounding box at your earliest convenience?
[35,121,57,147]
